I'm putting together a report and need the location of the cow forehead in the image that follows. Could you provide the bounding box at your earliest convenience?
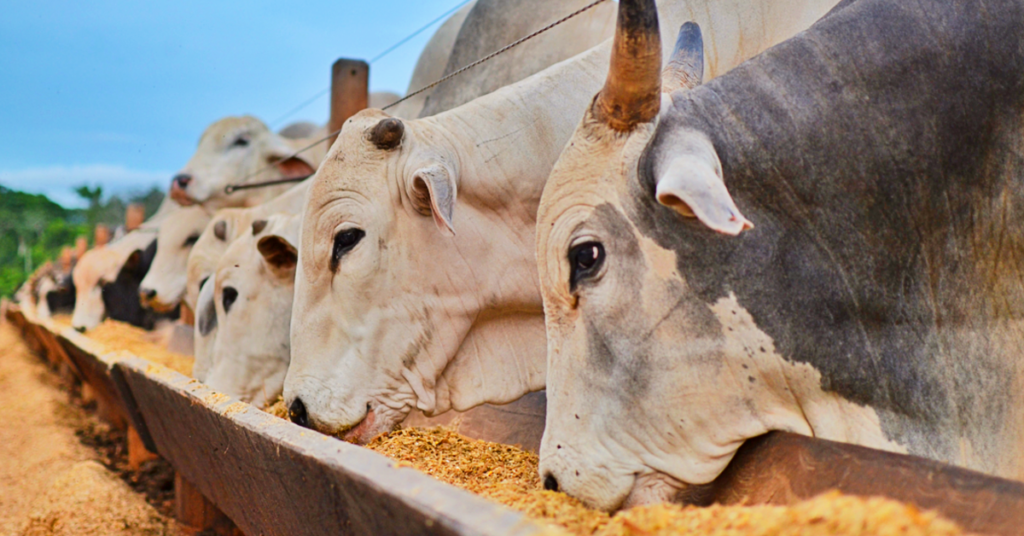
[199,116,265,145]
[539,118,654,246]
[312,112,400,195]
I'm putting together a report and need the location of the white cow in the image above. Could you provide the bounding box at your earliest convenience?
[138,205,212,311]
[284,0,840,441]
[70,197,180,331]
[195,214,300,406]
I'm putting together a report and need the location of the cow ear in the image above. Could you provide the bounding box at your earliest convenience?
[410,164,456,236]
[257,234,298,275]
[124,249,143,271]
[655,156,753,236]
[267,137,317,180]
[213,220,228,241]
[662,22,704,94]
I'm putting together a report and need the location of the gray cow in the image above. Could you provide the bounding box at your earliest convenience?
[536,0,1024,512]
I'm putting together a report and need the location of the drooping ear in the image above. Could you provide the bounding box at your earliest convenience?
[267,136,317,180]
[257,234,298,275]
[593,0,662,131]
[213,220,228,241]
[120,248,147,278]
[654,155,753,236]
[663,22,704,93]
[409,164,456,236]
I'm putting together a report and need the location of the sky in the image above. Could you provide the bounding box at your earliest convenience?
[0,0,467,208]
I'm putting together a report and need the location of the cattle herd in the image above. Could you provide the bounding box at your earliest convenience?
[14,0,1024,515]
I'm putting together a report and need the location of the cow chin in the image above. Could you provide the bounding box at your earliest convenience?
[339,406,401,445]
[621,472,714,510]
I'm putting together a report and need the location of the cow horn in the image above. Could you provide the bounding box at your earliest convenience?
[594,0,662,131]
[662,22,704,93]
[368,118,404,150]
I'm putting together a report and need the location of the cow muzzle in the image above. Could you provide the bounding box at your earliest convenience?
[169,173,197,205]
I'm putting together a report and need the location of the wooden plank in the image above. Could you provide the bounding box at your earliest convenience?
[56,329,130,429]
[711,432,1024,536]
[114,357,546,536]
[175,473,239,536]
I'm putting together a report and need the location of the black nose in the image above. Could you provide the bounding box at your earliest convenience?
[289,398,309,428]
[173,173,192,188]
[73,326,86,333]
[543,473,559,492]
[141,288,157,300]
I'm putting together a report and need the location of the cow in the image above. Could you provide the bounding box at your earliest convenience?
[184,181,310,313]
[70,230,174,331]
[179,0,616,315]
[167,115,331,210]
[533,0,1024,512]
[284,0,840,441]
[138,206,213,311]
[194,214,300,406]
[68,196,180,331]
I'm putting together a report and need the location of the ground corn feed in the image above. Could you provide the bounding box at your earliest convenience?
[81,319,193,377]
[253,407,967,536]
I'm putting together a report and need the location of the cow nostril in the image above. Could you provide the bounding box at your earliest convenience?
[289,398,309,428]
[142,288,157,300]
[173,173,192,188]
[543,473,559,492]
[73,326,86,334]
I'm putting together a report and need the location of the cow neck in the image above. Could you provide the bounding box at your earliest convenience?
[645,0,1024,475]
[400,42,614,414]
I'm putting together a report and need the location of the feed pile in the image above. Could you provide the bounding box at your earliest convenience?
[83,320,193,376]
[366,428,967,536]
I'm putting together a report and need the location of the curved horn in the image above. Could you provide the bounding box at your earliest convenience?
[663,22,704,93]
[594,0,662,131]
[368,118,404,150]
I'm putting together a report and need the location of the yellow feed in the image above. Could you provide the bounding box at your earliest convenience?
[251,404,968,536]
[81,319,193,377]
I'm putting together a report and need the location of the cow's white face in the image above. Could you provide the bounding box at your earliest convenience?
[203,215,299,407]
[288,109,546,441]
[184,208,253,312]
[71,247,126,331]
[171,116,315,210]
[139,206,211,312]
[535,12,901,511]
[535,116,786,510]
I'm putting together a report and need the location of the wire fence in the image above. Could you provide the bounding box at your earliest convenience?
[268,0,475,129]
[226,0,608,195]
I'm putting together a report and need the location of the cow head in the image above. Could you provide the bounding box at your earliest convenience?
[139,206,211,312]
[534,2,782,512]
[201,214,300,407]
[71,246,131,331]
[170,116,317,209]
[287,108,547,441]
[184,208,254,312]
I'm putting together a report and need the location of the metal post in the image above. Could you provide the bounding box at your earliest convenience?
[327,59,369,148]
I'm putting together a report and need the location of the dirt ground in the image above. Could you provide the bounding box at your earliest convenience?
[0,321,176,536]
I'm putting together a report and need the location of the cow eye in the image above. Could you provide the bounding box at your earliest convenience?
[230,136,249,148]
[222,287,238,313]
[330,229,365,272]
[183,233,200,247]
[568,242,604,291]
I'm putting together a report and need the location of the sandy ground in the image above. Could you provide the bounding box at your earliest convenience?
[0,321,175,536]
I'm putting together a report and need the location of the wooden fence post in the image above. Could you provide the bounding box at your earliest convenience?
[327,58,369,148]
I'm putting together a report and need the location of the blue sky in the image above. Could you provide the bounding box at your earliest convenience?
[0,0,466,208]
